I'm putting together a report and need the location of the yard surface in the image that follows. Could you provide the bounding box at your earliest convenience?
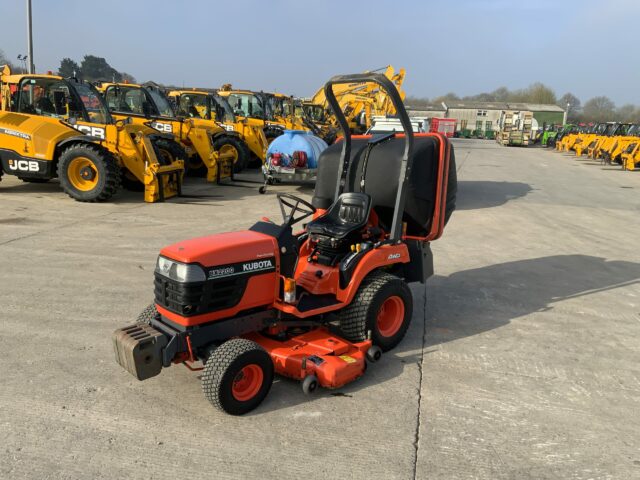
[1,140,639,479]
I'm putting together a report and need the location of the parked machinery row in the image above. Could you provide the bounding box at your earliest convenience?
[0,64,409,202]
[553,121,640,170]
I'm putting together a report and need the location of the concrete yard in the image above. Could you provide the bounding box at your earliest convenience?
[1,140,639,480]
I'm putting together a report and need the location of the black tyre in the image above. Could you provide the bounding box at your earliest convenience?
[202,338,274,415]
[264,126,284,144]
[154,138,186,166]
[121,170,144,191]
[137,303,158,324]
[18,177,49,183]
[339,271,413,352]
[57,144,121,202]
[213,135,249,173]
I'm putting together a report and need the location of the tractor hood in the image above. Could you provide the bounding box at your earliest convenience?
[159,230,278,268]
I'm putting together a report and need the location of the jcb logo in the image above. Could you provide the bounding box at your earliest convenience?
[219,123,235,132]
[151,122,173,133]
[74,125,106,140]
[8,159,39,172]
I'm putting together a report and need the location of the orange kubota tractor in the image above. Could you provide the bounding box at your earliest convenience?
[112,73,457,415]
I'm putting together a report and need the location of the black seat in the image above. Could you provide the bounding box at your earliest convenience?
[307,192,371,240]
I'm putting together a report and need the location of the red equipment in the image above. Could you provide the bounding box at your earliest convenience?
[112,73,456,415]
[429,117,457,138]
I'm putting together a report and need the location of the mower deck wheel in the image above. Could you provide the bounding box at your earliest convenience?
[202,338,274,415]
[302,374,318,395]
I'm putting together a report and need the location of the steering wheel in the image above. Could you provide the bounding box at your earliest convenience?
[277,193,316,226]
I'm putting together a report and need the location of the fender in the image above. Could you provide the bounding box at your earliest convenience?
[58,134,103,149]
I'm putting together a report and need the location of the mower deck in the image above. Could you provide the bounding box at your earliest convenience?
[245,327,371,389]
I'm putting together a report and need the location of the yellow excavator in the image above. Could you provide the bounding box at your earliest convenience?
[309,65,406,133]
[167,88,268,169]
[0,66,183,202]
[96,82,236,181]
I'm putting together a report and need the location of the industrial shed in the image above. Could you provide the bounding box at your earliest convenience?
[406,101,566,134]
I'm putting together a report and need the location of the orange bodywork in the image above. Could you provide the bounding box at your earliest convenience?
[245,328,371,388]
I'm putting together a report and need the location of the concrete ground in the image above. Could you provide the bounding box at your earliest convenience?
[0,140,639,480]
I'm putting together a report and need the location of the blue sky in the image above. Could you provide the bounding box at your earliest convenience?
[1,0,638,105]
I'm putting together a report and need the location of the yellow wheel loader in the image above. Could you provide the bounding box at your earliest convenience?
[167,89,268,169]
[96,82,235,181]
[0,66,183,202]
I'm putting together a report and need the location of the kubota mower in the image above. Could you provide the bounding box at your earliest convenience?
[113,73,457,415]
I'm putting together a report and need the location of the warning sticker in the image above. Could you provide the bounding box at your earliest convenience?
[339,355,357,364]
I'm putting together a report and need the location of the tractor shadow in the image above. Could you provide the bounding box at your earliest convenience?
[255,254,640,414]
[425,254,640,347]
[455,181,532,210]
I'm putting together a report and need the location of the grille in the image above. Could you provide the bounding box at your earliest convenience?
[154,273,248,317]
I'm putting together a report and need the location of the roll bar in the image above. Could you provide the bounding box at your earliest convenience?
[323,72,414,241]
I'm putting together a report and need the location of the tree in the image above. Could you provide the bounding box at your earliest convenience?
[557,93,581,121]
[616,104,640,123]
[432,92,460,104]
[120,72,136,83]
[492,87,510,102]
[405,96,432,108]
[58,57,81,78]
[526,82,556,105]
[582,96,616,122]
[80,55,121,82]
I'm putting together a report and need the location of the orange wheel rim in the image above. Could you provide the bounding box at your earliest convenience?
[67,156,99,191]
[232,364,263,401]
[376,296,405,337]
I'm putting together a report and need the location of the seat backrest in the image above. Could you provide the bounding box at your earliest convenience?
[337,193,370,225]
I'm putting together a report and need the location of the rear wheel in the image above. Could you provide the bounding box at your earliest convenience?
[202,338,274,415]
[57,144,121,202]
[339,271,413,352]
[213,136,249,173]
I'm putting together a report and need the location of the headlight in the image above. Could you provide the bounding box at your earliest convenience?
[155,256,206,283]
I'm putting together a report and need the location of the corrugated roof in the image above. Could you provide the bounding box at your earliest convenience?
[406,104,446,112]
[443,101,565,112]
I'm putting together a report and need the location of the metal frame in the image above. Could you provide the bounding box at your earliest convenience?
[322,73,415,242]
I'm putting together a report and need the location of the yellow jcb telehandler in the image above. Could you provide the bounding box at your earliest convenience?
[601,124,640,165]
[217,86,307,144]
[167,89,268,169]
[96,82,236,181]
[586,123,630,159]
[0,66,183,202]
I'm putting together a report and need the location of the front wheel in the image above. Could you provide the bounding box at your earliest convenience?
[57,144,121,202]
[201,338,274,415]
[213,136,249,173]
[339,271,413,352]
